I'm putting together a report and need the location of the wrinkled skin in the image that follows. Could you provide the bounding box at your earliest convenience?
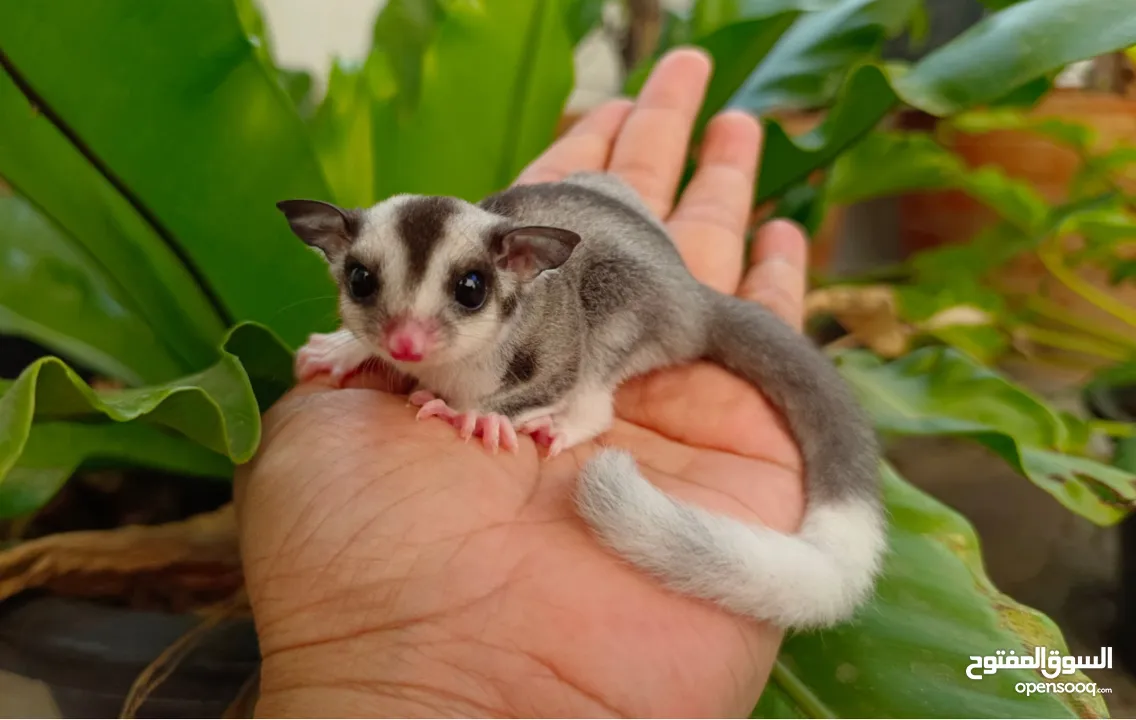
[236,48,811,718]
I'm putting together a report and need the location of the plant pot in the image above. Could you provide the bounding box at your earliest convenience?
[896,90,1136,256]
[894,90,1136,368]
[0,593,259,719]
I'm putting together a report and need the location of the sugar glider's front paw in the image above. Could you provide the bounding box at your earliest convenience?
[516,390,614,458]
[295,329,376,387]
[517,416,570,458]
[411,394,520,454]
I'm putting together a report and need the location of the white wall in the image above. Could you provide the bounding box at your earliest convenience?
[260,0,380,94]
[257,0,690,111]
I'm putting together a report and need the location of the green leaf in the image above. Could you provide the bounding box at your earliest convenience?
[564,0,606,44]
[308,60,375,208]
[370,0,444,115]
[837,347,1136,525]
[367,0,574,201]
[988,74,1055,111]
[1075,146,1136,200]
[977,0,1028,8]
[771,177,828,237]
[0,68,226,379]
[757,63,897,202]
[234,0,316,116]
[827,130,963,204]
[631,0,922,201]
[758,462,1107,718]
[654,1,855,128]
[0,422,232,518]
[1111,259,1136,286]
[1084,360,1136,421]
[827,131,1049,232]
[278,68,316,117]
[0,193,187,385]
[623,7,694,94]
[221,322,297,413]
[0,322,294,515]
[630,1,855,125]
[921,324,1011,365]
[949,109,1097,153]
[234,0,275,65]
[904,0,929,47]
[726,0,919,115]
[897,271,1008,321]
[0,0,338,348]
[695,11,803,127]
[1056,206,1136,265]
[893,0,1136,116]
[689,0,841,36]
[754,0,1136,203]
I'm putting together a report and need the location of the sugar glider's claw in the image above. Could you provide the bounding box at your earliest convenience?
[477,413,519,454]
[482,414,501,453]
[546,433,567,458]
[518,417,568,457]
[413,398,519,454]
[458,412,478,441]
[415,397,456,422]
[500,417,519,453]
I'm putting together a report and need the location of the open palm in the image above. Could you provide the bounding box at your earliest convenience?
[236,49,811,718]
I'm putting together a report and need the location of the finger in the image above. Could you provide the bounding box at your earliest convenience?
[513,99,634,186]
[666,110,762,293]
[606,47,712,217]
[737,219,810,331]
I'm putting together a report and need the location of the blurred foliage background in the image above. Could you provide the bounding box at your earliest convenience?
[2,0,1136,716]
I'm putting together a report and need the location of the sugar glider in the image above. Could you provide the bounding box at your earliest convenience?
[276,171,886,630]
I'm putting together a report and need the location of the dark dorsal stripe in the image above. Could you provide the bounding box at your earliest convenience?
[397,196,459,283]
[479,189,519,218]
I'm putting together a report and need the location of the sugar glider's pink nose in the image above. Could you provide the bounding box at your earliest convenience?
[383,317,434,362]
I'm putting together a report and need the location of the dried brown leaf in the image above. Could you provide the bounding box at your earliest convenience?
[0,503,240,610]
[806,285,913,357]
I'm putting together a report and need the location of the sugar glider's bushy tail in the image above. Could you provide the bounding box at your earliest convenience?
[575,291,886,630]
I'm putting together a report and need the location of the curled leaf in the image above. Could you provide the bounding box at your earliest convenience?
[837,346,1136,525]
[0,322,294,516]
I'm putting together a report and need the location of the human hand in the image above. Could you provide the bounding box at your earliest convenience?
[236,48,812,718]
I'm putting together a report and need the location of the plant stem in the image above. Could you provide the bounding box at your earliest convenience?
[770,660,837,719]
[1089,419,1136,438]
[1037,241,1136,330]
[1016,325,1130,362]
[1025,295,1136,352]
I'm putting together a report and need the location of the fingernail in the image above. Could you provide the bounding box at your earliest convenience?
[661,45,714,70]
[761,253,794,269]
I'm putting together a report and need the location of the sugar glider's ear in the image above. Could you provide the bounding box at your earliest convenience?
[276,199,359,259]
[495,225,581,282]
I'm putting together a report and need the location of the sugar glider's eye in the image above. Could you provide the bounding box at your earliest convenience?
[346,262,377,300]
[454,271,487,310]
